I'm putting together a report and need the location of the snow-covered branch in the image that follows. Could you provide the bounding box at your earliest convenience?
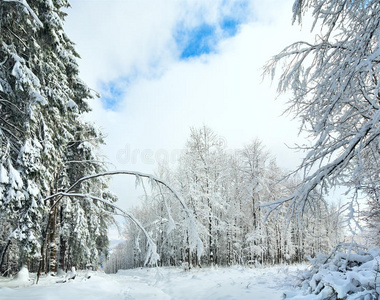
[51,192,160,266]
[3,0,43,27]
[44,170,204,261]
[263,0,380,222]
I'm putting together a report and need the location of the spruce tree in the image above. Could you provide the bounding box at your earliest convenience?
[0,0,113,274]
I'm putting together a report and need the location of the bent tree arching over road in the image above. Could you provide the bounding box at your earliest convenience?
[35,170,204,283]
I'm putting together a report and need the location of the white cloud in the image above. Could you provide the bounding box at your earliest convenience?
[65,0,179,85]
[64,0,314,209]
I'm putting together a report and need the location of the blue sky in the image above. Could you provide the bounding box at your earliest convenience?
[100,81,127,110]
[175,17,242,60]
[175,2,248,60]
[175,23,217,59]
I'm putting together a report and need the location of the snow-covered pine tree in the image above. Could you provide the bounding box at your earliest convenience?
[0,0,112,274]
[53,123,115,273]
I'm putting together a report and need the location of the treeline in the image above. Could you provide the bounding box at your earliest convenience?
[0,0,114,277]
[105,126,343,273]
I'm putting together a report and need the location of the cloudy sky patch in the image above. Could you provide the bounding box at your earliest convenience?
[174,0,250,60]
[92,0,254,110]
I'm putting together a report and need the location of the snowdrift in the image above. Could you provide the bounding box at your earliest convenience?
[285,244,380,300]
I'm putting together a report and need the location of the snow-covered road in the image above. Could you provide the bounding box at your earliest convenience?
[0,265,304,299]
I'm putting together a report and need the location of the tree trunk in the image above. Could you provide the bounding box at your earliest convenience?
[0,239,11,271]
[208,197,213,265]
[59,237,66,272]
[48,203,58,275]
[186,234,191,270]
[59,207,66,271]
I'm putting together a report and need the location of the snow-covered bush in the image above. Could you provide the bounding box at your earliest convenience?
[13,265,30,283]
[285,243,380,300]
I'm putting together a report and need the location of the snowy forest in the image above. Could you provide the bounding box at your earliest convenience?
[104,127,343,272]
[0,0,379,299]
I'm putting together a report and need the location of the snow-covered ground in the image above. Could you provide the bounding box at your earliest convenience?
[0,265,306,299]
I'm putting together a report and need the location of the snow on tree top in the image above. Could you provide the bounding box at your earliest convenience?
[0,164,9,184]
